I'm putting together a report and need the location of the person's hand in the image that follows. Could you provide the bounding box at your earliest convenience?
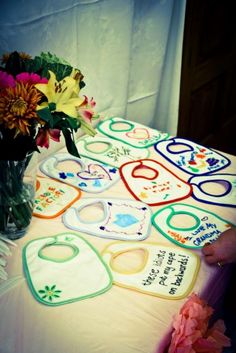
[202,227,236,266]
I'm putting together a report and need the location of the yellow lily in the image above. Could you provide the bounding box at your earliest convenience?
[35,70,83,117]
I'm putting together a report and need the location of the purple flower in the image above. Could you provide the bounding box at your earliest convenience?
[16,72,48,85]
[0,71,15,89]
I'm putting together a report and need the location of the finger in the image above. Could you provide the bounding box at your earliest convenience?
[203,255,220,265]
[201,244,214,256]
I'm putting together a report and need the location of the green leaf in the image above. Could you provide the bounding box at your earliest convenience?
[67,117,80,131]
[62,129,80,158]
[37,107,54,128]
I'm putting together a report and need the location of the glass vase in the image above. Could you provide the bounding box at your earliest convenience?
[0,152,37,240]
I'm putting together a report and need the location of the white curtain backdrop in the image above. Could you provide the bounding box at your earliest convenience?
[0,0,186,138]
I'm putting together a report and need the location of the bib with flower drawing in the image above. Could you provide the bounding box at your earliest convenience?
[63,198,152,241]
[188,173,236,207]
[76,135,150,168]
[152,203,233,248]
[154,137,230,175]
[97,117,169,148]
[39,153,119,193]
[23,233,112,306]
[33,177,81,218]
[119,159,192,206]
[102,242,200,299]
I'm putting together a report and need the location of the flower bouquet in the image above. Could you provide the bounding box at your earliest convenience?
[0,51,100,239]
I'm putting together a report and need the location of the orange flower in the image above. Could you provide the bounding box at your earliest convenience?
[0,82,43,136]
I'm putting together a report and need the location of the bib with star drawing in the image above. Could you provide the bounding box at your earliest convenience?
[33,177,81,218]
[119,159,192,206]
[97,117,169,148]
[23,233,112,306]
[152,203,234,249]
[188,173,236,207]
[154,137,230,175]
[75,135,150,168]
[101,241,200,300]
[39,152,120,193]
[63,198,152,241]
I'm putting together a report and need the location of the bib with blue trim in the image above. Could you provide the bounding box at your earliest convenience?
[97,117,169,148]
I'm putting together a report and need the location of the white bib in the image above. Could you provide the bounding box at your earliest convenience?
[33,177,81,218]
[189,173,236,207]
[152,203,233,248]
[119,159,192,206]
[23,233,112,306]
[75,135,150,168]
[154,137,230,175]
[63,198,152,241]
[102,242,200,300]
[39,152,120,193]
[97,117,169,148]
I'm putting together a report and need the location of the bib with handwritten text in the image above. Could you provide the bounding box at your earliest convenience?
[154,137,230,175]
[152,203,233,248]
[97,117,169,148]
[102,242,200,300]
[119,159,192,206]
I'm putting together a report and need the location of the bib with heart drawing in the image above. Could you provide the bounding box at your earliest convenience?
[75,135,150,168]
[63,198,152,241]
[152,203,233,248]
[188,173,236,207]
[119,159,192,206]
[97,117,169,148]
[33,177,81,218]
[154,137,230,175]
[39,152,120,193]
[23,233,112,306]
[102,242,200,300]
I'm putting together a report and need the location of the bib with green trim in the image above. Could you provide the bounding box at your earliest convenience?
[63,198,152,241]
[102,242,200,300]
[154,137,230,175]
[39,153,120,193]
[97,117,169,148]
[188,173,236,207]
[75,135,150,168]
[23,233,112,306]
[119,159,192,206]
[33,177,81,218]
[152,203,233,248]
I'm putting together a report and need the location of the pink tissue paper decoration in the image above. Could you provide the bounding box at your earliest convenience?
[167,293,231,353]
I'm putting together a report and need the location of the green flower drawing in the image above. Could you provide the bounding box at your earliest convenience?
[38,284,62,301]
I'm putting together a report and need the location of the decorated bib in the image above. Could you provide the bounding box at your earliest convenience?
[23,233,112,306]
[154,137,230,175]
[75,135,150,168]
[152,203,233,248]
[33,177,81,218]
[189,173,236,207]
[119,159,192,206]
[97,117,169,148]
[39,153,120,193]
[102,242,200,299]
[63,198,152,241]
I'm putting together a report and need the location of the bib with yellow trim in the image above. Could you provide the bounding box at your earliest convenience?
[102,242,200,299]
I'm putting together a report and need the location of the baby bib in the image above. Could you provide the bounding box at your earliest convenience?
[39,152,120,193]
[102,242,200,300]
[75,135,150,168]
[63,198,152,241]
[189,173,236,207]
[33,177,81,218]
[154,137,230,175]
[23,233,112,306]
[119,159,192,206]
[152,203,233,249]
[97,117,169,148]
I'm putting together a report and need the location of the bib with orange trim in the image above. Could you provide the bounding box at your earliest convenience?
[33,177,81,218]
[119,159,192,206]
[154,137,230,175]
[102,242,200,300]
[97,117,169,148]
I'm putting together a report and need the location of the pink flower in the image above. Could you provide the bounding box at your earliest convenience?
[0,71,15,89]
[16,72,48,85]
[77,96,97,124]
[36,128,61,149]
